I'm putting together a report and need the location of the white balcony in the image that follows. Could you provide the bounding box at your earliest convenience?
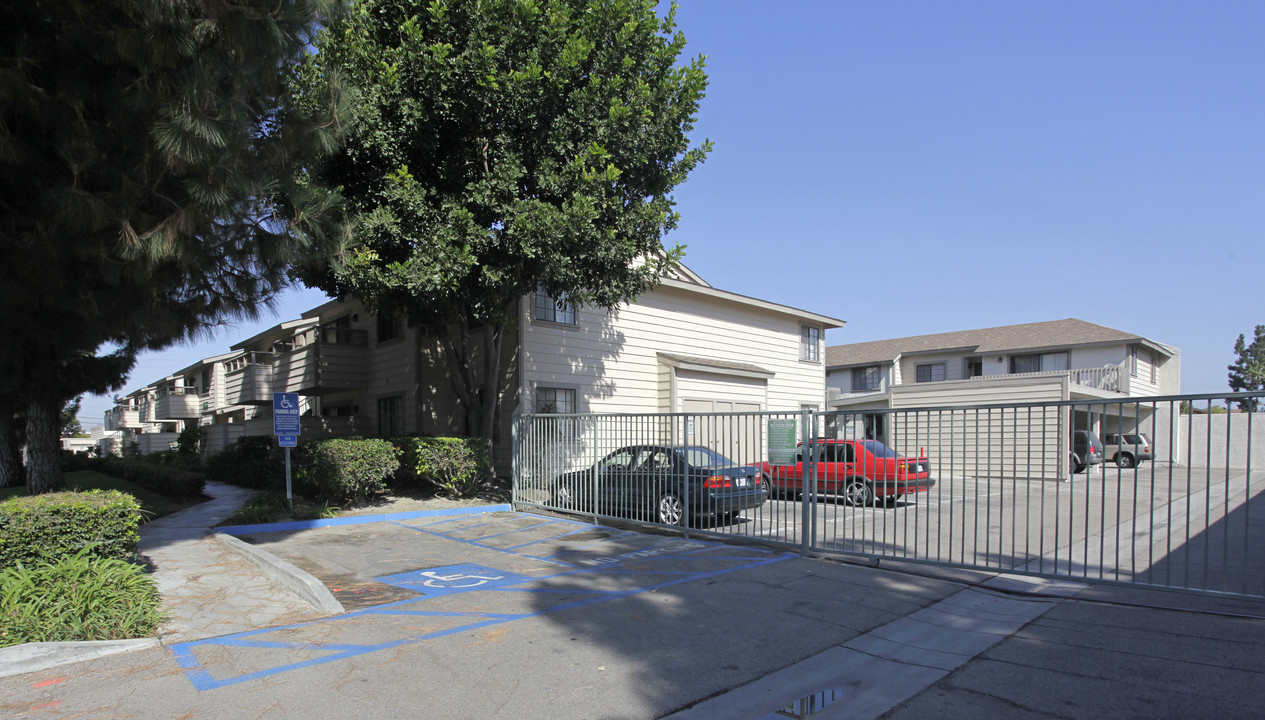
[155,387,201,419]
[223,353,274,405]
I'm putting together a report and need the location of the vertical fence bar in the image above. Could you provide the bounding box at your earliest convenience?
[800,408,812,557]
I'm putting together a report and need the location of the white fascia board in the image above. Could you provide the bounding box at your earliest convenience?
[658,278,846,329]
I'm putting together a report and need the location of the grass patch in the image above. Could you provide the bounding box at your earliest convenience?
[0,471,205,522]
[0,548,164,647]
[224,491,342,526]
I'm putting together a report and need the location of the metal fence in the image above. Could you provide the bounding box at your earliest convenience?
[512,393,1264,598]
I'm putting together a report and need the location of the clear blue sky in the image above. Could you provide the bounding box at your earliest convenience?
[80,0,1263,429]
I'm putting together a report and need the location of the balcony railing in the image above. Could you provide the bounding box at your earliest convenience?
[223,352,274,405]
[829,361,1138,405]
[273,327,368,395]
[104,405,143,430]
[155,387,200,419]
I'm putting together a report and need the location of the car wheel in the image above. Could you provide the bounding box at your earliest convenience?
[657,492,685,526]
[760,472,777,498]
[1073,463,1086,474]
[1117,453,1135,469]
[844,478,874,507]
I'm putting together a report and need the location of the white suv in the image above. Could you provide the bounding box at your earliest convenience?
[1102,433,1153,468]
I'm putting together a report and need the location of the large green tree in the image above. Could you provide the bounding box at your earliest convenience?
[1,0,345,492]
[293,0,710,446]
[1228,325,1265,412]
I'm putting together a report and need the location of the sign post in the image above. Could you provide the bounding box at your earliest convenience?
[273,393,301,508]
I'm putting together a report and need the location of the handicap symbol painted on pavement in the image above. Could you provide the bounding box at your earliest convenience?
[376,564,527,597]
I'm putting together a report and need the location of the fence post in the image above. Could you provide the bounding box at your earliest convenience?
[511,409,520,507]
[682,412,691,540]
[800,408,813,557]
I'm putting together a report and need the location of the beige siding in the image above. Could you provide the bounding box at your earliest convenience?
[891,375,1068,409]
[520,283,826,416]
[899,353,969,384]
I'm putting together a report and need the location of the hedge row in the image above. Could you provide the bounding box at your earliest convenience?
[0,490,143,568]
[294,438,400,504]
[203,435,491,502]
[92,458,206,500]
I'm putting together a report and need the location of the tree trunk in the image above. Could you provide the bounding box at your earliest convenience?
[25,393,65,494]
[0,396,23,489]
[479,321,502,463]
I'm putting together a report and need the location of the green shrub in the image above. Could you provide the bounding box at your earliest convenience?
[176,424,201,456]
[0,549,164,647]
[225,491,342,525]
[0,490,143,568]
[204,436,280,490]
[226,491,292,525]
[295,438,399,504]
[143,449,203,473]
[93,458,205,500]
[60,449,92,472]
[395,437,490,498]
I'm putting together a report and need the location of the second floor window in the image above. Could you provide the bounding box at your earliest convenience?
[535,289,575,325]
[377,312,401,343]
[1010,352,1068,374]
[853,365,881,391]
[916,363,946,383]
[801,325,820,362]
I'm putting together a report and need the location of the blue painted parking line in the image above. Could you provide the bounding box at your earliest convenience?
[173,515,794,691]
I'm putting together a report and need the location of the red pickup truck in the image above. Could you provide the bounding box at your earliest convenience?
[755,438,936,506]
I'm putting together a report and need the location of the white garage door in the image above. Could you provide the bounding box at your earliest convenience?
[678,371,766,464]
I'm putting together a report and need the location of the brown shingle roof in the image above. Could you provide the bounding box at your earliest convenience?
[825,319,1167,368]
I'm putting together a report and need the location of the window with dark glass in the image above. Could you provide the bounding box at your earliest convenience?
[1010,352,1068,374]
[535,387,576,414]
[377,396,404,437]
[852,365,881,391]
[377,312,401,343]
[801,325,820,362]
[535,289,575,325]
[916,363,946,383]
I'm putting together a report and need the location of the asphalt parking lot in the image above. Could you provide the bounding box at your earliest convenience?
[4,503,1265,719]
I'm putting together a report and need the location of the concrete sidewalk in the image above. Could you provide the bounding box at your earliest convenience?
[0,481,328,678]
[2,488,1264,719]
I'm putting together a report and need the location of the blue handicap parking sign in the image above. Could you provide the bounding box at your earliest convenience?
[273,392,301,435]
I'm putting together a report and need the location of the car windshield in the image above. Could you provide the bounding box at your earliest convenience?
[858,440,900,458]
[684,447,736,468]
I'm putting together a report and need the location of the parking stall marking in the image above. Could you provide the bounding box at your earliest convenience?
[172,515,794,691]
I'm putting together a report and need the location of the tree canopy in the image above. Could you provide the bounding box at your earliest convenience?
[1228,325,1265,412]
[1,0,345,491]
[293,0,711,441]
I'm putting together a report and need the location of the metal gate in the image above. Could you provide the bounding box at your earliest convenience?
[512,393,1265,598]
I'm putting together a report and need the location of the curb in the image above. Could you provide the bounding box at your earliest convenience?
[0,639,159,679]
[213,533,345,616]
